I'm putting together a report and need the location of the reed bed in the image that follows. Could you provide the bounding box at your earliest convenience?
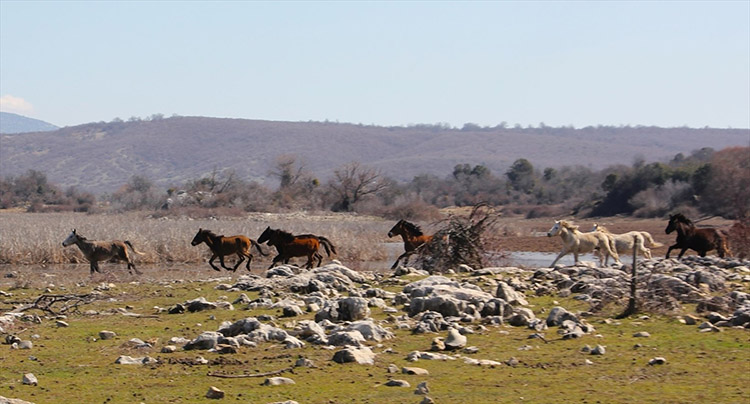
[0,211,392,269]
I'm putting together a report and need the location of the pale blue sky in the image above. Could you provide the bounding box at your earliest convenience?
[1,1,748,129]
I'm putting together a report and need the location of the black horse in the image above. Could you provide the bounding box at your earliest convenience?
[665,213,731,258]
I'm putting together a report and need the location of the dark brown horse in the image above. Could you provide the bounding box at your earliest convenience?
[388,220,433,269]
[665,213,731,258]
[62,229,144,275]
[257,227,337,269]
[191,228,267,272]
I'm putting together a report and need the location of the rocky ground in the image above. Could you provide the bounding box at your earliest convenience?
[1,251,749,403]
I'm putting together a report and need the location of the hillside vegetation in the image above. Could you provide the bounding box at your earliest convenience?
[1,116,747,193]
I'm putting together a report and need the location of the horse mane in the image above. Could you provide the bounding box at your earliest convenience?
[201,229,221,238]
[401,220,424,236]
[275,229,296,244]
[672,213,693,226]
[559,220,579,231]
[592,223,611,233]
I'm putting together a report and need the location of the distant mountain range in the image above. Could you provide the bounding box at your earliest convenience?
[1,115,748,194]
[0,112,58,134]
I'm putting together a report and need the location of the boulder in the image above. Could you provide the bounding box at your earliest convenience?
[332,346,376,365]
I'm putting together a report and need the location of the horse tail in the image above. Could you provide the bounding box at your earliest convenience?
[125,240,146,255]
[715,231,732,258]
[318,236,337,256]
[251,239,268,256]
[641,232,663,248]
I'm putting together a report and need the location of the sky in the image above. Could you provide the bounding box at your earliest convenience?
[1,1,749,129]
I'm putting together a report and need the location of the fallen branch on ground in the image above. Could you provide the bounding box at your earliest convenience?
[207,367,294,378]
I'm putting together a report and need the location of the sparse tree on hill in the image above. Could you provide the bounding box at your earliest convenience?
[327,162,388,212]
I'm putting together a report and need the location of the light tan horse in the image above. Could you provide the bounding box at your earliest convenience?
[590,224,663,264]
[62,229,145,275]
[547,220,619,267]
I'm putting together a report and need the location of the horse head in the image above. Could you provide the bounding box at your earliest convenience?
[191,228,207,246]
[62,229,80,247]
[666,214,691,234]
[257,226,273,244]
[547,221,562,237]
[388,220,406,238]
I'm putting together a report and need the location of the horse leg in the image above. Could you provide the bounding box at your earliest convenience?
[232,254,244,272]
[549,249,568,268]
[573,251,579,265]
[218,255,234,271]
[90,261,97,275]
[665,244,679,259]
[268,255,282,269]
[315,252,323,267]
[127,261,143,275]
[208,255,221,271]
[245,253,253,271]
[391,252,410,269]
[677,248,688,259]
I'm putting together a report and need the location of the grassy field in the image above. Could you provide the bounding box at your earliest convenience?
[1,278,748,404]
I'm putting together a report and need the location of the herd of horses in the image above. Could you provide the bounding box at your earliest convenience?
[61,213,733,275]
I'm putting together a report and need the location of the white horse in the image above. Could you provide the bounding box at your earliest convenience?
[547,220,619,267]
[590,224,663,264]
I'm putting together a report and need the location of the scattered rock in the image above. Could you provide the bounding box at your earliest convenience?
[55,320,69,328]
[648,357,667,365]
[444,328,467,351]
[205,386,225,399]
[384,379,410,387]
[99,330,117,340]
[332,346,376,365]
[262,377,296,386]
[414,381,430,395]
[402,367,429,375]
[633,331,650,338]
[22,373,37,386]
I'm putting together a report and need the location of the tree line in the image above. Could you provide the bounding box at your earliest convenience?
[1,146,747,220]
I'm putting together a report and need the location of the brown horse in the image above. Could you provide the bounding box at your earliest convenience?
[257,227,337,269]
[665,213,731,258]
[62,229,145,275]
[190,228,267,272]
[388,220,434,269]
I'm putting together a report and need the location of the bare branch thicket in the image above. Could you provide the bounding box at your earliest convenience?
[16,293,103,316]
[413,203,501,273]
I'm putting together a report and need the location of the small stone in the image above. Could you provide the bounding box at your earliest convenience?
[161,345,177,353]
[633,331,650,338]
[295,357,315,368]
[591,345,606,355]
[414,381,430,395]
[384,379,410,387]
[22,373,38,386]
[205,386,225,399]
[683,315,698,325]
[386,364,400,373]
[99,330,117,340]
[262,377,296,386]
[402,367,429,375]
[420,397,435,404]
[55,320,69,327]
[444,328,467,351]
[430,337,445,351]
[648,357,667,365]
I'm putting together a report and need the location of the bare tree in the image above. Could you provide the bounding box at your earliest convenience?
[327,162,388,211]
[270,154,306,190]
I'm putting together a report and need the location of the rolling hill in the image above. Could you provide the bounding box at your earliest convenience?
[0,112,58,134]
[1,116,747,194]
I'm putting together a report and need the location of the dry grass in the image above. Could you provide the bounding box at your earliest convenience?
[0,211,392,269]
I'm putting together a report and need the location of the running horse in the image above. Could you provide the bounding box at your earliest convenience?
[665,213,731,258]
[62,229,145,275]
[190,228,267,272]
[388,220,433,269]
[547,220,619,267]
[257,227,337,269]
